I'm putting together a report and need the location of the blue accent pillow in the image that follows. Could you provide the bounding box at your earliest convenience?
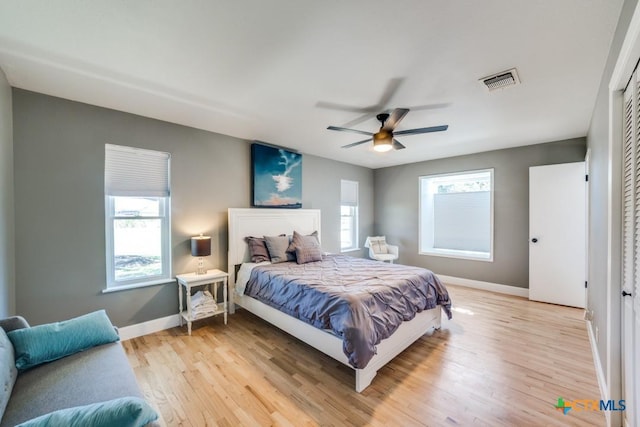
[7,310,119,371]
[16,396,158,427]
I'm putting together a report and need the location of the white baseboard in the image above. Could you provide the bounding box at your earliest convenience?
[586,320,610,425]
[118,314,181,341]
[436,274,529,298]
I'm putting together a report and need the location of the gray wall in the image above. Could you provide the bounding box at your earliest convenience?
[12,89,373,327]
[0,68,14,317]
[374,139,586,288]
[586,0,638,399]
[303,155,373,258]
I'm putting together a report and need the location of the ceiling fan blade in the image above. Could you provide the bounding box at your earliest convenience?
[383,108,410,130]
[327,126,373,137]
[377,77,404,109]
[392,139,406,150]
[394,125,448,136]
[341,138,371,149]
[319,77,406,128]
[316,101,374,114]
[409,102,451,111]
[341,112,378,128]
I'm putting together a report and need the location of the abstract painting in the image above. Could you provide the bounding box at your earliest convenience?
[251,143,302,208]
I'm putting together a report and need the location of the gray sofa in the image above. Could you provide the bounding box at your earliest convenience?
[0,316,150,426]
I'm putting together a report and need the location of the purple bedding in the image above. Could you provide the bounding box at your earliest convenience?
[243,254,452,369]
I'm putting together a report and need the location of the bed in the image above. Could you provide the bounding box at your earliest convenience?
[227,208,451,392]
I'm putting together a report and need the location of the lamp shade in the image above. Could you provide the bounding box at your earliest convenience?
[373,130,393,152]
[191,235,211,257]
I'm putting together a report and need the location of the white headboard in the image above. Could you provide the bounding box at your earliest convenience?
[227,208,321,285]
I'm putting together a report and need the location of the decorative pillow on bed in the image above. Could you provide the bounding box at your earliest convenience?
[295,246,323,264]
[7,310,119,372]
[245,236,270,263]
[287,230,320,252]
[368,236,388,254]
[264,235,296,263]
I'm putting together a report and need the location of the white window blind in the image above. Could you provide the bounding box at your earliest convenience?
[105,144,170,197]
[433,191,491,252]
[419,169,493,261]
[340,180,358,251]
[341,180,358,206]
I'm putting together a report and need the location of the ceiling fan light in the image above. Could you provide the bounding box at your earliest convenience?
[374,143,393,152]
[373,131,393,152]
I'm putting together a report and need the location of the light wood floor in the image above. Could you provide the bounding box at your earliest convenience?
[124,285,605,426]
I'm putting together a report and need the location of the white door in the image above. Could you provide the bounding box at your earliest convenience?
[529,162,586,308]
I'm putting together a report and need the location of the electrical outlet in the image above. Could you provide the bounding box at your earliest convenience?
[595,326,599,343]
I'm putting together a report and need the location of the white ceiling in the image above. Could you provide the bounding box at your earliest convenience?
[0,1,624,169]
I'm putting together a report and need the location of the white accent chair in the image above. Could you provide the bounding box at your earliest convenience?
[364,236,399,264]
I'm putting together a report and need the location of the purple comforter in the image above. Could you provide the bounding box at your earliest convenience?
[244,254,452,369]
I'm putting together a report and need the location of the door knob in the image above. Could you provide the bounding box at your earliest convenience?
[622,290,632,297]
[531,238,538,243]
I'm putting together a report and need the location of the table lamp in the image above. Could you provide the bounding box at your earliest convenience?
[191,233,211,275]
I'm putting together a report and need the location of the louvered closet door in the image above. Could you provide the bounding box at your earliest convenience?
[622,69,639,427]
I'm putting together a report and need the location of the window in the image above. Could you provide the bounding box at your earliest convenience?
[340,180,359,251]
[105,144,171,290]
[419,169,493,261]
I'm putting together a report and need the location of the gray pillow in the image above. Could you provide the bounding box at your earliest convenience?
[244,236,270,263]
[0,327,17,420]
[264,235,295,263]
[295,246,323,264]
[287,230,320,252]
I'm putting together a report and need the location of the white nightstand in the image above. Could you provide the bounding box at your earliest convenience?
[176,269,228,335]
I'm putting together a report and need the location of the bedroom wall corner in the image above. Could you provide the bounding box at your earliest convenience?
[0,68,15,318]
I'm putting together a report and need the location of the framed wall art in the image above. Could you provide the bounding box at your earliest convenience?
[251,143,302,208]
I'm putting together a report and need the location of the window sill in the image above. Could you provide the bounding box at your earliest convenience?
[419,248,493,262]
[341,248,361,253]
[102,278,174,294]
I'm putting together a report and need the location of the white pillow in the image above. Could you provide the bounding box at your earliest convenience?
[368,236,388,254]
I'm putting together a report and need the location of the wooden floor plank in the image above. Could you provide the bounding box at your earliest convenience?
[125,285,605,426]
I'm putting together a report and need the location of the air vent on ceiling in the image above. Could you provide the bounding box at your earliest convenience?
[480,68,520,92]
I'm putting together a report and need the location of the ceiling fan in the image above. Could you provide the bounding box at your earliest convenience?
[327,108,448,152]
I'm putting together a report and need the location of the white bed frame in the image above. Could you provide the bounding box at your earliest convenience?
[227,208,442,392]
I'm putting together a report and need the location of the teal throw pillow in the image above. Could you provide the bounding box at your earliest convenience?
[7,310,119,371]
[16,396,158,427]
